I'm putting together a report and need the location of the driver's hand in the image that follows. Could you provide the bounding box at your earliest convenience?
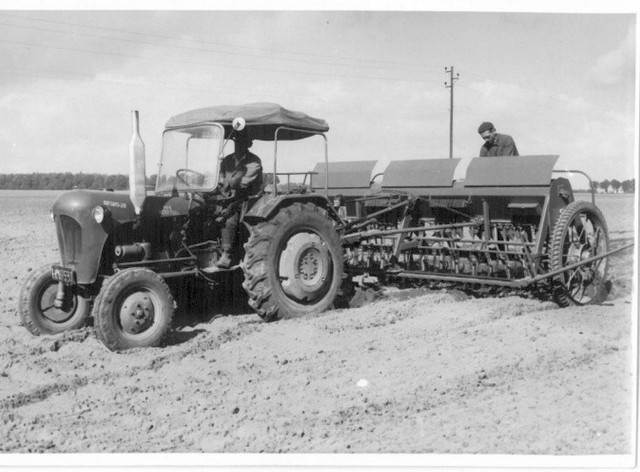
[218,182,234,198]
[229,173,243,189]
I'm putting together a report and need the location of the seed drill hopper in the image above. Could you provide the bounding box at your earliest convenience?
[312,155,631,306]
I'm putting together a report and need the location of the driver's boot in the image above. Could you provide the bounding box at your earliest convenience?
[215,229,233,269]
[215,249,232,269]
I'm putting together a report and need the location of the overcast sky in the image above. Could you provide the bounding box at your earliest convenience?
[0,3,637,184]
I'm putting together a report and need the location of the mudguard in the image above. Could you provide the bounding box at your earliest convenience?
[548,177,575,231]
[244,193,334,224]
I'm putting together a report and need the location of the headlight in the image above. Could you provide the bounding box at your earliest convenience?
[49,210,55,222]
[92,206,105,224]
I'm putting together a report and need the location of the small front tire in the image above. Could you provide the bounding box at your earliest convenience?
[18,263,90,335]
[92,268,175,351]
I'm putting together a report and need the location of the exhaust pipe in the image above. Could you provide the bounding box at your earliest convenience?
[129,110,147,215]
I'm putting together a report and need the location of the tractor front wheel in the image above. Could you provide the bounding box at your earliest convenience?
[242,202,347,321]
[92,268,175,351]
[18,263,91,335]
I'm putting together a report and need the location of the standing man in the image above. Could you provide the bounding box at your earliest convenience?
[215,133,263,269]
[477,122,519,157]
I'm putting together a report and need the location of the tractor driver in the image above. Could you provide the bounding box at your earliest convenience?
[214,133,263,269]
[477,122,519,157]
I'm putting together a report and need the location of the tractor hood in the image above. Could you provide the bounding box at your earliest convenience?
[52,190,193,224]
[52,190,137,223]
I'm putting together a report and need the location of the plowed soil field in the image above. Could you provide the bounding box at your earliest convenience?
[0,191,636,463]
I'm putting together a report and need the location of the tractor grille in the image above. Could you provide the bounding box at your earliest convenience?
[57,215,82,266]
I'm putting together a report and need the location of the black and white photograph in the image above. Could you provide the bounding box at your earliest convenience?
[0,0,637,468]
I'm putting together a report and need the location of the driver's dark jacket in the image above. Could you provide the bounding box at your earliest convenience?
[219,151,263,196]
[479,133,519,157]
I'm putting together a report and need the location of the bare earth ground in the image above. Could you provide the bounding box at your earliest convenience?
[0,190,636,457]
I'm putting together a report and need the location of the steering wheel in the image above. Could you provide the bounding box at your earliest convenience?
[176,168,206,186]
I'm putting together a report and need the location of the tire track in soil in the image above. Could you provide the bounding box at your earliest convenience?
[1,318,265,405]
[0,317,272,452]
[278,299,631,453]
[0,375,90,410]
[0,193,634,454]
[1,289,634,453]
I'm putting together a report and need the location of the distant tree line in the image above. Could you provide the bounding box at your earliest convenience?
[0,173,635,194]
[590,179,635,194]
[0,173,155,190]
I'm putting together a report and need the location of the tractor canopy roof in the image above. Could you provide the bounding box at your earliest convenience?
[164,102,329,141]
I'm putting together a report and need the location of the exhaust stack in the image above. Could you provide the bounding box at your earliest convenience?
[129,110,147,215]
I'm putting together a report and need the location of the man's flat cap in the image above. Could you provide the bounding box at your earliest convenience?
[477,122,494,134]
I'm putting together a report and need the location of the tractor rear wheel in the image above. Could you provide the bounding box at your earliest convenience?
[92,268,175,351]
[241,202,347,321]
[549,201,609,307]
[18,263,90,335]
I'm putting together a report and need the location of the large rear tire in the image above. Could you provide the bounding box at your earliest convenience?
[92,268,175,351]
[549,201,609,307]
[18,263,91,335]
[241,202,347,321]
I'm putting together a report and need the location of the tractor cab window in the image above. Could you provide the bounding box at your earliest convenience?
[156,124,223,193]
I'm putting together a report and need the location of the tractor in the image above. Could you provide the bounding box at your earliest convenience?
[19,103,349,351]
[19,103,631,351]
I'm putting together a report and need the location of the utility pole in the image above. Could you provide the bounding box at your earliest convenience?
[444,66,459,159]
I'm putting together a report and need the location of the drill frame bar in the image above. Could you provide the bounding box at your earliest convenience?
[390,242,634,287]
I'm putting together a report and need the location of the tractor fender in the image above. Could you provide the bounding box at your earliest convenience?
[547,177,575,231]
[244,193,337,225]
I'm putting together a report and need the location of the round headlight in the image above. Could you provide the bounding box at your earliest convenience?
[92,206,105,224]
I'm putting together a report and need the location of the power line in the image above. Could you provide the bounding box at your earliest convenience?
[0,15,608,130]
[2,66,596,129]
[0,63,601,127]
[0,66,290,99]
[0,20,443,75]
[3,14,593,105]
[0,38,436,85]
[0,12,444,72]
